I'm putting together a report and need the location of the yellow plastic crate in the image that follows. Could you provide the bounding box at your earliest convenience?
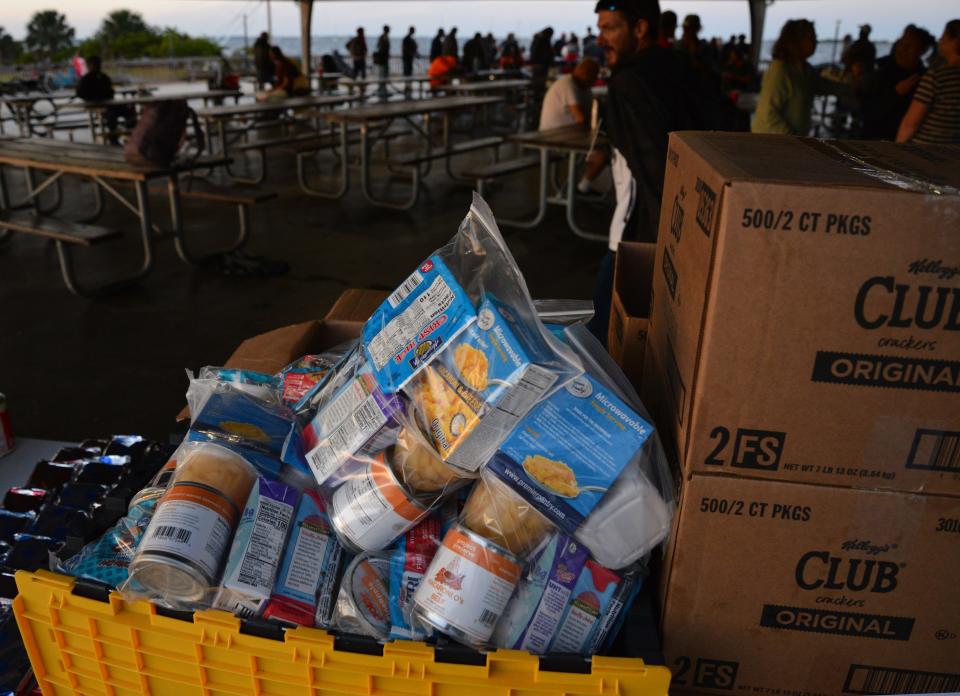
[14,570,672,696]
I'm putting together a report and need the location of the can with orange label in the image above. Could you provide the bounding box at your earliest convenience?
[129,444,257,603]
[412,523,523,648]
[329,451,428,553]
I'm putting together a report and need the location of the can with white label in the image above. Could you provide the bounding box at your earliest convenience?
[0,393,14,457]
[329,450,428,553]
[412,523,523,649]
[333,554,392,639]
[129,444,257,604]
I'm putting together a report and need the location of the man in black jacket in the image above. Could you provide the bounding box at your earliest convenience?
[587,0,692,344]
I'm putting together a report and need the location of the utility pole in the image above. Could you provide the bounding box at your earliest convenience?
[267,0,273,39]
[243,14,249,69]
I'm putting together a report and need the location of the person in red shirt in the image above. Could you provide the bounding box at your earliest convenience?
[428,54,461,90]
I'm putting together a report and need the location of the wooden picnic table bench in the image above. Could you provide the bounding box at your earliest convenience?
[0,138,235,295]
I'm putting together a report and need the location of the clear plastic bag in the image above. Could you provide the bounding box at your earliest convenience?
[298,194,582,554]
[490,532,644,655]
[333,553,392,640]
[58,487,164,587]
[277,339,359,415]
[557,323,675,568]
[411,471,554,649]
[212,477,299,618]
[477,321,673,571]
[185,374,310,480]
[122,441,259,610]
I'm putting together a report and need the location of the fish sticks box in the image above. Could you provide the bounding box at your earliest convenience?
[487,374,653,534]
[362,256,477,394]
[407,297,558,473]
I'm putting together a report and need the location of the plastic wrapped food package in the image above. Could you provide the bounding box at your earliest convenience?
[43,195,682,661]
[59,487,165,587]
[213,478,299,618]
[333,554,392,640]
[262,489,342,627]
[412,472,553,648]
[185,376,310,480]
[124,443,258,608]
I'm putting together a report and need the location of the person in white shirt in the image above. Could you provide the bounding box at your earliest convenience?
[539,58,606,193]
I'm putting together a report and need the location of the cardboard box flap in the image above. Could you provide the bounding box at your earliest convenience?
[175,318,363,422]
[324,288,389,323]
[674,132,960,192]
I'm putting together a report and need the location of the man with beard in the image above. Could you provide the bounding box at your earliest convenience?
[587,0,692,344]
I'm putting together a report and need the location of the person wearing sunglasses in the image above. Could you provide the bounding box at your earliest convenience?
[587,0,693,344]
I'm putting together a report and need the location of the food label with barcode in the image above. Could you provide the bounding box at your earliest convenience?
[139,484,234,582]
[363,255,477,393]
[330,459,424,551]
[306,390,394,486]
[414,527,521,645]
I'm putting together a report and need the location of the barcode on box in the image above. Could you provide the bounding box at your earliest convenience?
[906,429,960,472]
[153,525,192,544]
[388,270,424,308]
[478,609,499,627]
[843,664,960,695]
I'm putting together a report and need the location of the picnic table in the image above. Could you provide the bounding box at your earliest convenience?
[447,79,532,130]
[73,90,244,143]
[339,74,433,99]
[303,95,503,209]
[0,86,152,136]
[197,93,361,183]
[501,125,609,241]
[447,79,531,94]
[0,138,231,295]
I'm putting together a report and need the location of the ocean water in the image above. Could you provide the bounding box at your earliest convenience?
[221,35,892,67]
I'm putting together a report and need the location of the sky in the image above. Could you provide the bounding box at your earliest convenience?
[1,0,956,42]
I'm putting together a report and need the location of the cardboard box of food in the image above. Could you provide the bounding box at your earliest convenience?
[176,289,387,420]
[660,473,960,696]
[608,242,656,392]
[641,132,960,495]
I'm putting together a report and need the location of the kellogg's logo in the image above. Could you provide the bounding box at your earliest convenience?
[420,260,435,274]
[841,539,896,556]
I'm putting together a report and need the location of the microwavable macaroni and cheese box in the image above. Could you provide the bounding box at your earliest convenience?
[642,133,960,495]
[487,374,654,534]
[408,297,558,473]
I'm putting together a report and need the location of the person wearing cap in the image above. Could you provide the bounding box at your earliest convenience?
[586,0,692,344]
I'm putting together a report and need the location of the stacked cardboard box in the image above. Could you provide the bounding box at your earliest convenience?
[639,133,960,695]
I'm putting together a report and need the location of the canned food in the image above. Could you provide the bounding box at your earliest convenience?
[329,451,428,553]
[0,393,14,457]
[333,554,391,640]
[413,524,523,649]
[129,444,257,603]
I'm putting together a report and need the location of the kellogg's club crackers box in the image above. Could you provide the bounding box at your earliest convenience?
[642,132,960,496]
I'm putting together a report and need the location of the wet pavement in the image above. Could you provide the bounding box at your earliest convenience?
[0,139,611,441]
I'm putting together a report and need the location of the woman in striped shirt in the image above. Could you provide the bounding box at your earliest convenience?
[897,19,960,144]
